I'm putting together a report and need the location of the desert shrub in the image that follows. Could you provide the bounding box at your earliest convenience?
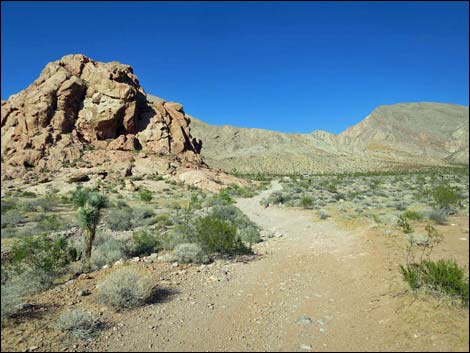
[400,259,469,306]
[1,262,67,323]
[133,207,155,220]
[33,214,66,233]
[395,202,407,211]
[268,191,290,205]
[204,190,234,207]
[209,205,261,244]
[326,183,338,193]
[19,197,57,212]
[1,199,17,214]
[106,207,134,231]
[300,195,314,209]
[154,213,173,228]
[5,234,74,285]
[173,243,209,264]
[89,236,128,270]
[402,210,423,221]
[56,309,102,339]
[139,188,153,203]
[1,210,24,228]
[318,209,330,220]
[428,208,448,225]
[97,268,155,309]
[127,230,160,257]
[237,225,261,247]
[20,191,37,198]
[397,215,413,234]
[225,184,256,198]
[432,184,459,210]
[1,284,22,323]
[193,215,250,255]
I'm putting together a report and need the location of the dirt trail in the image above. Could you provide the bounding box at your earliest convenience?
[92,181,468,352]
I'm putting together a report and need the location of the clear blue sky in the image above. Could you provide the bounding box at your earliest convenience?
[1,1,468,134]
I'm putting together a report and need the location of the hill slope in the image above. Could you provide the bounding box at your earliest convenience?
[189,102,469,174]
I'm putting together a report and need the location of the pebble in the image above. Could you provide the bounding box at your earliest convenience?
[300,344,312,350]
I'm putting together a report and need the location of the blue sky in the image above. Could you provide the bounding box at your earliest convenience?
[1,1,468,134]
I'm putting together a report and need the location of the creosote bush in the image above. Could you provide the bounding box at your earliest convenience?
[300,195,314,209]
[139,188,153,203]
[400,259,469,306]
[194,216,250,255]
[5,234,74,286]
[432,183,459,210]
[97,267,155,309]
[128,230,161,257]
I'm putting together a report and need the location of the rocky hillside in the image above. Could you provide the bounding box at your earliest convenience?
[190,103,469,174]
[0,54,244,191]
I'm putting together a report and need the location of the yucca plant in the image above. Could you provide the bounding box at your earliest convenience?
[71,187,107,269]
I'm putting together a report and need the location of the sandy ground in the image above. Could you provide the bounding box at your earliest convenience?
[82,181,468,352]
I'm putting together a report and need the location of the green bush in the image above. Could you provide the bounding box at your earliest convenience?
[193,216,250,255]
[56,309,102,339]
[432,184,459,210]
[97,268,155,309]
[300,195,314,209]
[20,191,37,198]
[128,230,160,257]
[267,191,290,205]
[6,234,74,285]
[400,259,469,306]
[153,213,173,228]
[1,199,17,214]
[139,189,153,203]
[209,205,261,245]
[225,184,256,198]
[402,210,423,221]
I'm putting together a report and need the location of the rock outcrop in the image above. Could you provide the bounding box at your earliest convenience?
[1,54,204,180]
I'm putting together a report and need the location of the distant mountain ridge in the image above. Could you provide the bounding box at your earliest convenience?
[187,101,469,174]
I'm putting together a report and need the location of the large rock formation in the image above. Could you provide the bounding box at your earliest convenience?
[1,54,204,181]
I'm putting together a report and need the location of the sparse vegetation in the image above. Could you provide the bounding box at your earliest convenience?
[400,223,468,306]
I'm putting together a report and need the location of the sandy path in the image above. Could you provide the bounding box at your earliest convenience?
[92,181,468,352]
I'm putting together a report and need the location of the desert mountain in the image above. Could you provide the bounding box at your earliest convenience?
[189,102,469,174]
[0,54,243,190]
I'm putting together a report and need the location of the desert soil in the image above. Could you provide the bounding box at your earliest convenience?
[84,181,468,352]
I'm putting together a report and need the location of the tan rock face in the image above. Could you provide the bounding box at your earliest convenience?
[1,54,203,178]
